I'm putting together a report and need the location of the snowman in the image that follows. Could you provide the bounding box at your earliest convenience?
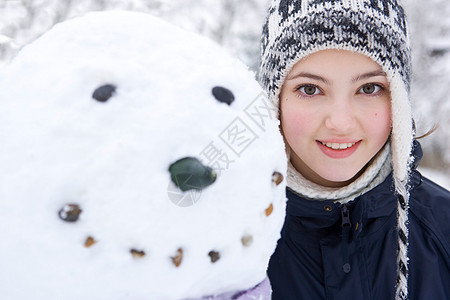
[0,11,286,300]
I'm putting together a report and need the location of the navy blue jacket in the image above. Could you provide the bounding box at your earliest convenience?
[268,146,450,299]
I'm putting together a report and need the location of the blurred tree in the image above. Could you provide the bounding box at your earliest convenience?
[0,0,269,70]
[403,0,450,172]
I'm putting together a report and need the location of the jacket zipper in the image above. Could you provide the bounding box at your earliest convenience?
[341,203,352,274]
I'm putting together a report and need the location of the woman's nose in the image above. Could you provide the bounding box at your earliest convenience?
[324,100,356,133]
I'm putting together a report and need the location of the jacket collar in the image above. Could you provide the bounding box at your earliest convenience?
[285,141,424,222]
[286,173,397,221]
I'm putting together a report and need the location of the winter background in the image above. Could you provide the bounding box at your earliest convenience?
[0,0,449,189]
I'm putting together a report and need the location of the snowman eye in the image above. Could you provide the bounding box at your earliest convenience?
[212,86,235,105]
[92,84,117,102]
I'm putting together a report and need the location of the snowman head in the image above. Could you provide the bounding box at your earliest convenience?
[0,11,286,299]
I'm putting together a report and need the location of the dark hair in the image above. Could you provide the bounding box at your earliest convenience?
[415,123,439,140]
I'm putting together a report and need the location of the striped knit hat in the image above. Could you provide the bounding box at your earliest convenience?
[259,0,414,299]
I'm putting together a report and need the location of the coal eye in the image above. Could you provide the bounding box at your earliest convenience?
[92,84,117,102]
[212,86,235,105]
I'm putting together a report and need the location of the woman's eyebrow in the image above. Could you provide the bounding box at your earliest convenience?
[352,70,386,83]
[286,72,331,84]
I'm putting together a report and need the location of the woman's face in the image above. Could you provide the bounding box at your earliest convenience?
[280,49,391,187]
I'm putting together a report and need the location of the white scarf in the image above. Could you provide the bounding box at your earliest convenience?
[286,143,392,203]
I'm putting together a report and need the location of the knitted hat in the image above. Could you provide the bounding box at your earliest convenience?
[259,1,413,299]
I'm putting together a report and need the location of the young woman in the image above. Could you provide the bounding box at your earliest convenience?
[259,0,450,299]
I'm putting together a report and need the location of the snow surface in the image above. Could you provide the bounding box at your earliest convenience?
[0,11,287,300]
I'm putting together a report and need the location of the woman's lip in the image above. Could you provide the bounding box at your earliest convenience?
[316,140,361,159]
[318,139,361,144]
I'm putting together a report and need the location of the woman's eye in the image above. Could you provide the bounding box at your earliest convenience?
[359,84,382,94]
[296,85,321,96]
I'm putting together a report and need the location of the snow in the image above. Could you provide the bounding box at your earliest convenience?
[0,11,286,300]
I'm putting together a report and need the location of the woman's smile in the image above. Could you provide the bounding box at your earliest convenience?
[317,140,361,159]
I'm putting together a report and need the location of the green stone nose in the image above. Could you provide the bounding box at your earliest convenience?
[169,157,217,192]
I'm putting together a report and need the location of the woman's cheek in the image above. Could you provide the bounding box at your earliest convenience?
[368,106,392,143]
[281,103,313,138]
